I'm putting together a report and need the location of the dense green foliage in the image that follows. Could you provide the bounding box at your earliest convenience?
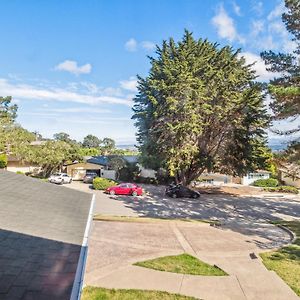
[0,96,17,124]
[253,178,279,187]
[119,162,140,181]
[93,177,116,190]
[108,157,126,180]
[82,134,101,148]
[133,31,270,184]
[0,154,7,168]
[264,186,299,194]
[261,0,299,129]
[17,140,81,177]
[0,96,35,153]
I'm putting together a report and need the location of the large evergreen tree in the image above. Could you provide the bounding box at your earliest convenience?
[133,31,270,185]
[261,0,300,131]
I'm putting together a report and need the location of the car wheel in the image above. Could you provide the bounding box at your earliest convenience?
[110,190,116,195]
[132,191,138,197]
[172,193,177,198]
[192,193,198,199]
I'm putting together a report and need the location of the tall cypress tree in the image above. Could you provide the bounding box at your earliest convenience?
[261,0,300,131]
[133,31,270,185]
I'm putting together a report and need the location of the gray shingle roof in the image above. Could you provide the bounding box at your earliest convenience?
[0,171,92,300]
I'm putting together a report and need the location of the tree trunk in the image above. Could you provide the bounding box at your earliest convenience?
[177,167,206,186]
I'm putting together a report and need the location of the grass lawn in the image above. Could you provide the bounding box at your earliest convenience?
[134,253,227,276]
[260,221,300,296]
[81,286,197,300]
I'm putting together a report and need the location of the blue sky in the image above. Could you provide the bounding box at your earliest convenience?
[0,0,297,145]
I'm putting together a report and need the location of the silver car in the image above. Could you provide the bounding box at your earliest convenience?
[48,173,72,184]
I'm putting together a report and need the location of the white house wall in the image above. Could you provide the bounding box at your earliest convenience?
[242,173,270,186]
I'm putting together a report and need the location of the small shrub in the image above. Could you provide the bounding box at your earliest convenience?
[253,178,278,187]
[0,154,7,169]
[93,177,116,190]
[264,186,299,194]
[16,171,25,175]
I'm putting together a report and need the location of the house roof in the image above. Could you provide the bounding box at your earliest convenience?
[0,170,93,300]
[65,155,139,167]
[85,155,110,166]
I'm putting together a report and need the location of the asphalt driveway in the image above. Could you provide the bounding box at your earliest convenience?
[66,181,300,248]
[65,181,300,299]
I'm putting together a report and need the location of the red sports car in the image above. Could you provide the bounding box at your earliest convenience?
[106,183,143,196]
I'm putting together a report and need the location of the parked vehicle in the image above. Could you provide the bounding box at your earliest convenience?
[165,183,200,199]
[105,183,143,196]
[48,173,72,184]
[83,172,98,184]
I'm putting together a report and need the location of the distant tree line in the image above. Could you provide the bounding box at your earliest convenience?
[0,97,137,176]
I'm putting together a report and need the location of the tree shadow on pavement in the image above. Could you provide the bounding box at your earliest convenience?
[110,184,300,249]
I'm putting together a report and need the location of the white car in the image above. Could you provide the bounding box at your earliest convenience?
[48,173,72,184]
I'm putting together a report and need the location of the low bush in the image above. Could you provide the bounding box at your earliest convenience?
[253,178,279,187]
[16,171,25,175]
[0,154,7,169]
[264,186,299,194]
[93,177,116,190]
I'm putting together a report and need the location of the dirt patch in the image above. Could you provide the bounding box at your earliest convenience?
[195,185,263,196]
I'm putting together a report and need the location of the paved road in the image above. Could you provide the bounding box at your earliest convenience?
[66,181,138,217]
[65,181,300,299]
[67,181,300,249]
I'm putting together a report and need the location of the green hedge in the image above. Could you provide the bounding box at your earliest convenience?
[0,154,7,169]
[264,186,299,194]
[253,178,278,187]
[93,177,116,190]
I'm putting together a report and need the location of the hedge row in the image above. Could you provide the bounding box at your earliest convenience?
[93,177,116,190]
[264,186,299,194]
[0,154,7,169]
[253,178,278,187]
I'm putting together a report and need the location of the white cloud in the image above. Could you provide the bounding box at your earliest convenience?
[212,4,244,43]
[268,2,286,21]
[54,60,92,75]
[239,52,277,81]
[232,1,242,16]
[0,78,132,106]
[258,35,278,50]
[125,38,137,52]
[252,1,263,16]
[250,20,264,36]
[42,107,111,114]
[141,41,156,51]
[119,76,138,92]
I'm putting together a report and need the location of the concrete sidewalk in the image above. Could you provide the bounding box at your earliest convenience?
[84,220,298,300]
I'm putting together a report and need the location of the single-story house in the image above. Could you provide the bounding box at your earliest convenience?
[0,170,94,300]
[6,156,40,174]
[197,173,233,186]
[196,170,271,186]
[66,155,157,181]
[241,170,270,186]
[66,156,116,180]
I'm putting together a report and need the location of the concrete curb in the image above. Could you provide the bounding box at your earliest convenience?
[276,224,297,244]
